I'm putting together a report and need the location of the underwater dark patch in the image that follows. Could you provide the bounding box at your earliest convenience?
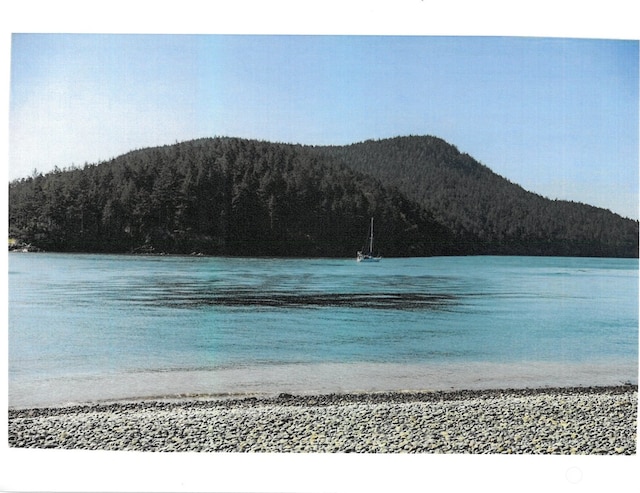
[140,289,458,311]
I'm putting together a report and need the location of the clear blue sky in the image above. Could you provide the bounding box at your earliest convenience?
[9,34,639,219]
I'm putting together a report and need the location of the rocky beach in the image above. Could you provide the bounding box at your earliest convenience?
[8,385,637,454]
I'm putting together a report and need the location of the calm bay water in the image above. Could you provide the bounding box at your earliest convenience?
[8,253,638,407]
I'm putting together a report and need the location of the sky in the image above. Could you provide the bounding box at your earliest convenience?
[8,33,639,219]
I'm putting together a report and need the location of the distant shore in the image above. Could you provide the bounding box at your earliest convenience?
[9,385,637,454]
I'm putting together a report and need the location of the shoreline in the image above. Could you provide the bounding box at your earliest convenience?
[9,383,638,413]
[10,359,638,410]
[9,385,637,454]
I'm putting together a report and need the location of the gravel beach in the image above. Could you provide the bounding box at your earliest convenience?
[8,386,637,454]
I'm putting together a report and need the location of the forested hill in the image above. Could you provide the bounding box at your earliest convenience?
[315,136,638,257]
[8,138,454,257]
[8,136,638,258]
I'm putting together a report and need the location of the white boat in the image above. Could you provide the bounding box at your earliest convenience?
[357,217,382,262]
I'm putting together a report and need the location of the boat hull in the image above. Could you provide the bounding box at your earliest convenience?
[357,254,381,262]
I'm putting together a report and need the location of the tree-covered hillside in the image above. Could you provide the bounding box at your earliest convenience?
[317,136,638,257]
[8,135,638,258]
[8,137,454,257]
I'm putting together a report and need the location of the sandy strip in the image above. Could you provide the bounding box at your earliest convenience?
[10,360,638,409]
[8,386,637,454]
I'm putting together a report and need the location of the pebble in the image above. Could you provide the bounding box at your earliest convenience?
[8,386,637,454]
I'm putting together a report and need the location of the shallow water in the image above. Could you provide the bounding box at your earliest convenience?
[8,253,638,407]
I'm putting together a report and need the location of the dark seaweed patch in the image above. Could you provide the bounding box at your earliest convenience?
[138,289,458,311]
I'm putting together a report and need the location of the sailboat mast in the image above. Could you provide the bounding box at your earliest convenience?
[369,217,374,254]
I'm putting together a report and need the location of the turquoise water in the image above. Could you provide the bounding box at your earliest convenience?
[8,253,638,407]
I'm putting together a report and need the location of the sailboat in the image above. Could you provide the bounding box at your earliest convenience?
[357,217,382,262]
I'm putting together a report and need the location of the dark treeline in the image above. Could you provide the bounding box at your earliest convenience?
[316,136,638,257]
[8,137,454,257]
[8,135,638,258]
